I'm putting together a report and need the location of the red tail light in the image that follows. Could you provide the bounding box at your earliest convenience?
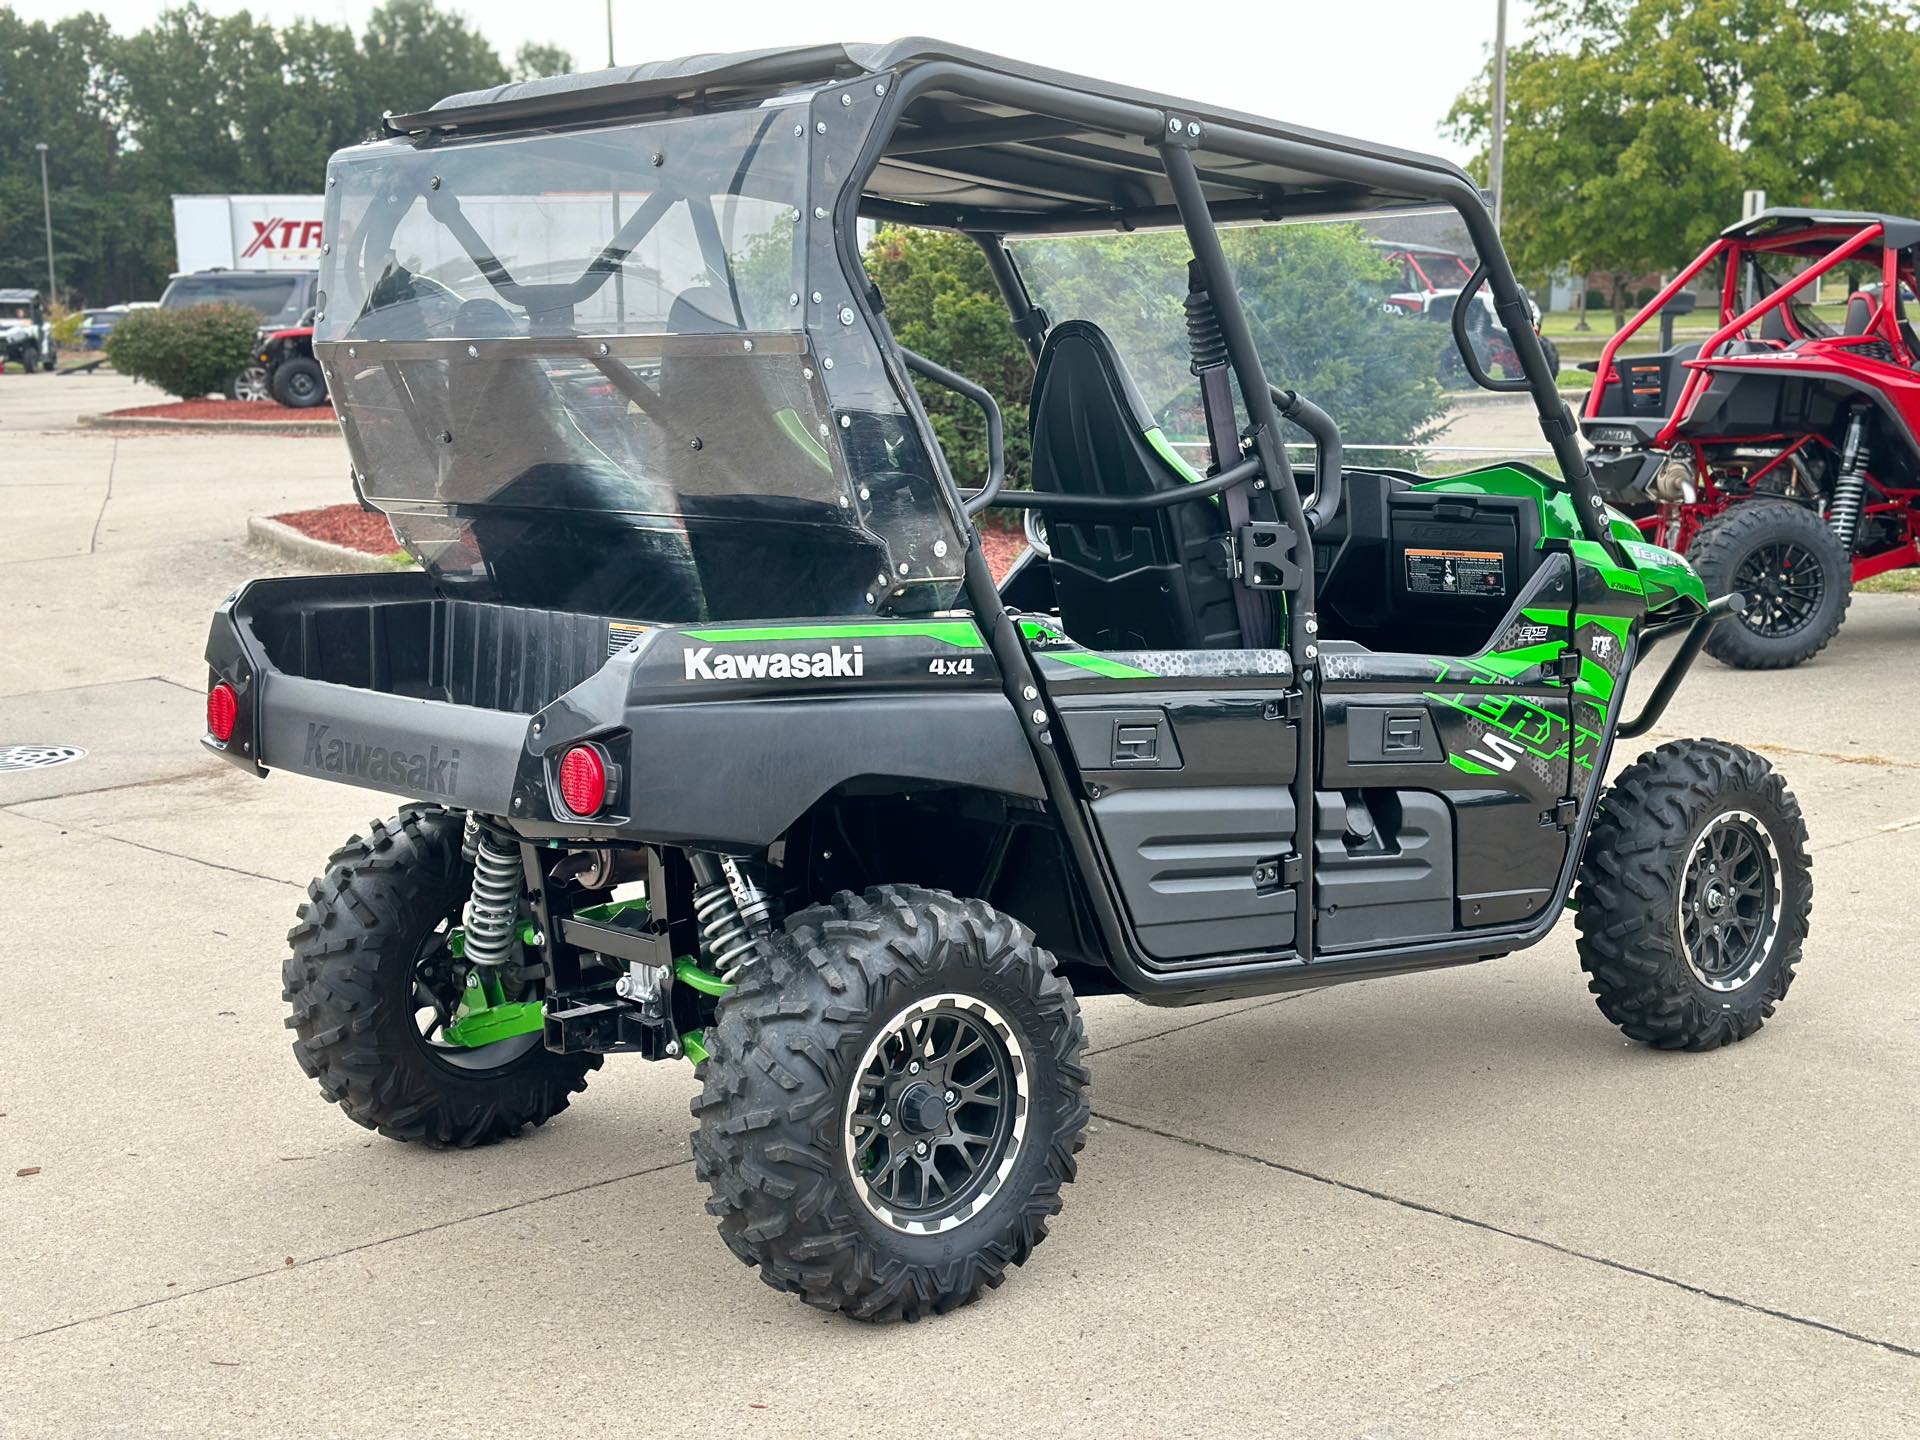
[207,682,238,742]
[557,744,608,816]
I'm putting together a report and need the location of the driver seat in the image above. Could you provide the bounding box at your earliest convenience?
[1028,320,1255,650]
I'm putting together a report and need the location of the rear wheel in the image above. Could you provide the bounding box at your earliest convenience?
[272,356,326,408]
[692,886,1089,1321]
[227,363,271,403]
[283,807,598,1145]
[1575,739,1811,1049]
[1690,499,1850,669]
[18,342,41,374]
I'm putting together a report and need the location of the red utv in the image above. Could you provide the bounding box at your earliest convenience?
[1582,208,1920,667]
[258,318,327,408]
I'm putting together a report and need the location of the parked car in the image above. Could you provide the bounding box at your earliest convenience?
[158,268,318,400]
[0,288,58,372]
[80,302,157,351]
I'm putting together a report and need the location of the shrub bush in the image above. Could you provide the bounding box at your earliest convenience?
[105,304,260,398]
[49,303,83,348]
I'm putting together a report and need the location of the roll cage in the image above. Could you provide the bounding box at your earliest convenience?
[1586,208,1920,447]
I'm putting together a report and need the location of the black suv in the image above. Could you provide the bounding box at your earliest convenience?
[158,269,318,400]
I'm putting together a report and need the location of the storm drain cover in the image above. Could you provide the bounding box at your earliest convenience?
[0,744,88,773]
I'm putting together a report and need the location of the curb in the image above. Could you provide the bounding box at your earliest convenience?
[80,412,341,437]
[247,515,409,572]
[1443,387,1591,408]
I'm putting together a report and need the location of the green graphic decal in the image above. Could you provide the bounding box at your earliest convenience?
[681,620,984,648]
[1047,652,1159,679]
[772,407,834,473]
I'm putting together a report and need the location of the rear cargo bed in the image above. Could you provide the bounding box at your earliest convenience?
[240,572,627,714]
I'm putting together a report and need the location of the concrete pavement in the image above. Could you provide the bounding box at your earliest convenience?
[2,373,1917,1437]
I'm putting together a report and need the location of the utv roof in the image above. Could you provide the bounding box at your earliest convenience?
[0,288,40,302]
[1722,207,1920,251]
[388,38,1479,234]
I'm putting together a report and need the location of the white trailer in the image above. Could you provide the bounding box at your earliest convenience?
[172,195,326,273]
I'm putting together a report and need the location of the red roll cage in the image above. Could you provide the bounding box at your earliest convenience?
[1586,218,1919,446]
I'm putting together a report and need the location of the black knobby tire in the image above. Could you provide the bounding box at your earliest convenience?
[20,343,41,374]
[692,885,1090,1321]
[1575,739,1812,1050]
[284,807,598,1145]
[1537,335,1561,378]
[272,356,327,408]
[41,346,57,373]
[1690,499,1850,669]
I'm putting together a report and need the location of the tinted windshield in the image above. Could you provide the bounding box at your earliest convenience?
[161,273,303,320]
[318,105,965,623]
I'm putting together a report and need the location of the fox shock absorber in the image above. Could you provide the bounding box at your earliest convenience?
[1828,410,1871,553]
[690,852,776,983]
[462,829,524,968]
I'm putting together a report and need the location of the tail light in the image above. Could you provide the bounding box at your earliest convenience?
[207,682,238,742]
[557,743,608,816]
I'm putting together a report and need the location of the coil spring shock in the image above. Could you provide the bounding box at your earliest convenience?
[691,853,776,983]
[1828,410,1871,553]
[462,829,523,968]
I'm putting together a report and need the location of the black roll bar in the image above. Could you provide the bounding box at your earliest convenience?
[980,454,1263,514]
[1271,385,1342,530]
[898,345,1006,516]
[1618,595,1742,738]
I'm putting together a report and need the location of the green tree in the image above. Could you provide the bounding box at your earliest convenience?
[360,0,507,117]
[1449,0,1920,325]
[864,226,1037,488]
[512,42,576,82]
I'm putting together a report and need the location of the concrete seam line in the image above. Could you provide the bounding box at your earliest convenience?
[1084,990,1314,1059]
[1092,1109,1920,1364]
[7,1156,696,1345]
[0,805,304,891]
[86,438,116,555]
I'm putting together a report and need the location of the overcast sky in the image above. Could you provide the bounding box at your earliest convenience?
[12,0,1526,162]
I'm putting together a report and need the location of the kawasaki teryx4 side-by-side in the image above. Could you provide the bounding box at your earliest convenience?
[1582,209,1920,668]
[205,41,1813,1321]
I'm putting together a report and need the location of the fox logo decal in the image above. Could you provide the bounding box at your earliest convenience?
[682,645,865,681]
[303,724,461,794]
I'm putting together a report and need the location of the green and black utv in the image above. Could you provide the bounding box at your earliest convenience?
[204,40,1814,1321]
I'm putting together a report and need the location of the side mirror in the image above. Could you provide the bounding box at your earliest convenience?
[298,306,318,327]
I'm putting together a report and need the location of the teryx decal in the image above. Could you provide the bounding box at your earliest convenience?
[682,645,865,681]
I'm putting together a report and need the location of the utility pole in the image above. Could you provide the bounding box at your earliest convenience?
[1489,0,1508,231]
[605,0,615,67]
[35,142,57,303]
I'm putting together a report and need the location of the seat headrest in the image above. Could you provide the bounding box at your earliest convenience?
[1843,292,1877,337]
[1032,319,1161,437]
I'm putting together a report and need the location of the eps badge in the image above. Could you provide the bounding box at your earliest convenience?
[928,657,976,677]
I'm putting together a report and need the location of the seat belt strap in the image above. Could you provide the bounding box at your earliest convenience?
[1198,363,1273,649]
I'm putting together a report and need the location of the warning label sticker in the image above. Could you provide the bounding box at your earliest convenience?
[1405,547,1507,597]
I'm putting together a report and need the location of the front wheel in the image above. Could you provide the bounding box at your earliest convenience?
[227,363,272,402]
[1575,739,1812,1050]
[692,886,1090,1321]
[1690,499,1851,669]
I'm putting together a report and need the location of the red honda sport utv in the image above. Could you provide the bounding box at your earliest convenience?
[1580,208,1920,668]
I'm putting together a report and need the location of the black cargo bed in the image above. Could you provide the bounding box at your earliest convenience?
[238,572,630,714]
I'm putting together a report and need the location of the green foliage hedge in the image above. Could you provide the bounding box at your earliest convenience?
[105,305,262,399]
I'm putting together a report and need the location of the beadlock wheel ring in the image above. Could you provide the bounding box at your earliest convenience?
[842,992,1029,1236]
[1677,809,1782,993]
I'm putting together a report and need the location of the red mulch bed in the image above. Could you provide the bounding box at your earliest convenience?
[109,398,336,423]
[274,503,1031,574]
[274,504,399,555]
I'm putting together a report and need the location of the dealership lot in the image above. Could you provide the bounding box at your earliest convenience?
[1,371,1916,1437]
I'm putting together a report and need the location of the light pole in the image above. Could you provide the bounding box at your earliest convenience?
[35,142,57,303]
[1488,0,1508,231]
[605,0,615,67]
